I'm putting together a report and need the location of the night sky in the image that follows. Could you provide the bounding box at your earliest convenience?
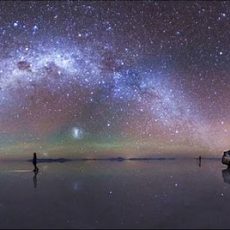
[0,1,230,158]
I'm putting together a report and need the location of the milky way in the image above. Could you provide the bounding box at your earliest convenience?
[0,1,230,158]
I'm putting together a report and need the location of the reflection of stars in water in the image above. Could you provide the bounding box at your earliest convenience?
[73,182,81,191]
[108,190,113,197]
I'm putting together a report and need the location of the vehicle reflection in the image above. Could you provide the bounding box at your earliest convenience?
[222,167,230,184]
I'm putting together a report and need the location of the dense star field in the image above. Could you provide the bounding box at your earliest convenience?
[0,1,229,158]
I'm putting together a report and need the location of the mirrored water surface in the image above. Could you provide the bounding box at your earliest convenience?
[0,159,229,229]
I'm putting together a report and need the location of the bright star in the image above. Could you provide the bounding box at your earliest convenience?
[72,127,83,139]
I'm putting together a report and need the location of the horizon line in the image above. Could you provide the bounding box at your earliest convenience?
[0,156,222,163]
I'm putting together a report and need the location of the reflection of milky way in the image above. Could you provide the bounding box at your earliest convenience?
[0,1,230,156]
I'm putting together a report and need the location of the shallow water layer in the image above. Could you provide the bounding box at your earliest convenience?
[0,159,229,229]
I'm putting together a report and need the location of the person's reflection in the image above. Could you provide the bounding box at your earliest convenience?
[222,167,230,185]
[33,170,39,189]
[198,156,202,168]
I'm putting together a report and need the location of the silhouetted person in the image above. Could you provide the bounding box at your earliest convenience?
[33,152,39,172]
[33,169,38,188]
[198,156,202,167]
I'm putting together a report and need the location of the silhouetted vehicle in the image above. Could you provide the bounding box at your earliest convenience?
[222,150,230,166]
[33,152,39,172]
